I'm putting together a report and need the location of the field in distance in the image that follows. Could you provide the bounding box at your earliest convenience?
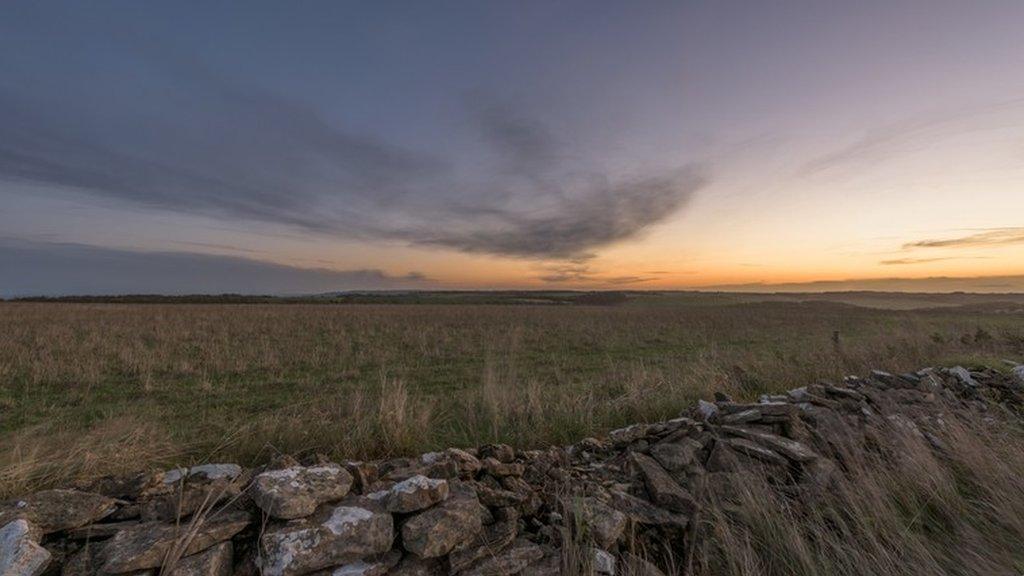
[1,291,1023,496]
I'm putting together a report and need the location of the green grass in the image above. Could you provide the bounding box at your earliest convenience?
[0,296,1022,496]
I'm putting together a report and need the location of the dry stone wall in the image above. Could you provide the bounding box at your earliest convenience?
[2,364,1023,576]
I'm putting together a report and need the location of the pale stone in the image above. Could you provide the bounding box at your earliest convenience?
[379,475,448,513]
[102,511,250,573]
[401,484,484,558]
[0,519,51,576]
[260,498,392,576]
[252,465,354,520]
[718,426,818,462]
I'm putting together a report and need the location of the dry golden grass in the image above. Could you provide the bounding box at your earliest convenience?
[695,417,1024,576]
[0,300,1021,497]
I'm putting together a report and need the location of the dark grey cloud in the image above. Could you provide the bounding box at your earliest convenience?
[0,38,707,262]
[474,100,561,181]
[0,239,431,297]
[0,45,446,235]
[417,167,705,259]
[902,228,1024,249]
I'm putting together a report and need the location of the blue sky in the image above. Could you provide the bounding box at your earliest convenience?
[2,1,1023,294]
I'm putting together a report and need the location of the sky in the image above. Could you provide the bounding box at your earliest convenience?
[2,1,1024,295]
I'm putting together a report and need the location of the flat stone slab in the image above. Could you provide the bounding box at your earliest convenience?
[401,483,484,558]
[102,510,250,573]
[608,490,689,531]
[724,437,787,466]
[167,541,234,576]
[719,426,819,462]
[459,538,544,576]
[1,490,117,534]
[630,452,696,514]
[649,438,700,472]
[252,465,354,520]
[161,464,243,485]
[308,550,401,576]
[0,519,51,576]
[67,520,142,541]
[368,475,449,514]
[260,497,393,576]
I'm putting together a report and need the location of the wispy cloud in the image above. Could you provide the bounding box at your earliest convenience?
[0,40,707,262]
[707,275,1024,294]
[800,98,1024,176]
[0,239,432,297]
[880,256,990,265]
[902,227,1024,249]
[169,241,261,254]
[535,261,656,286]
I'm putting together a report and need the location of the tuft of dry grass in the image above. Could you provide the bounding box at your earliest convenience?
[694,417,1024,576]
[0,415,184,498]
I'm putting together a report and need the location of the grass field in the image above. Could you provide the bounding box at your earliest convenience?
[1,293,1023,497]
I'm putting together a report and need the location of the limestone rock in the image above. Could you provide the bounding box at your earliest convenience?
[441,449,482,479]
[475,484,525,507]
[67,520,141,541]
[447,511,519,573]
[607,491,688,530]
[102,510,250,573]
[723,438,787,466]
[260,498,393,576]
[167,541,233,576]
[589,548,615,576]
[160,464,243,485]
[704,440,739,473]
[79,472,157,501]
[718,409,762,425]
[401,484,484,558]
[607,424,650,446]
[718,426,818,462]
[372,475,448,514]
[61,543,106,576]
[0,490,117,534]
[948,366,978,387]
[460,538,544,576]
[252,465,354,520]
[0,519,51,576]
[309,550,401,576]
[696,400,718,421]
[569,498,625,550]
[481,459,524,478]
[649,439,700,472]
[478,444,515,464]
[139,466,247,522]
[629,453,696,515]
[389,555,443,576]
[1011,365,1024,386]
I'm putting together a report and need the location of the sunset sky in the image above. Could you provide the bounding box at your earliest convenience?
[2,1,1023,295]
